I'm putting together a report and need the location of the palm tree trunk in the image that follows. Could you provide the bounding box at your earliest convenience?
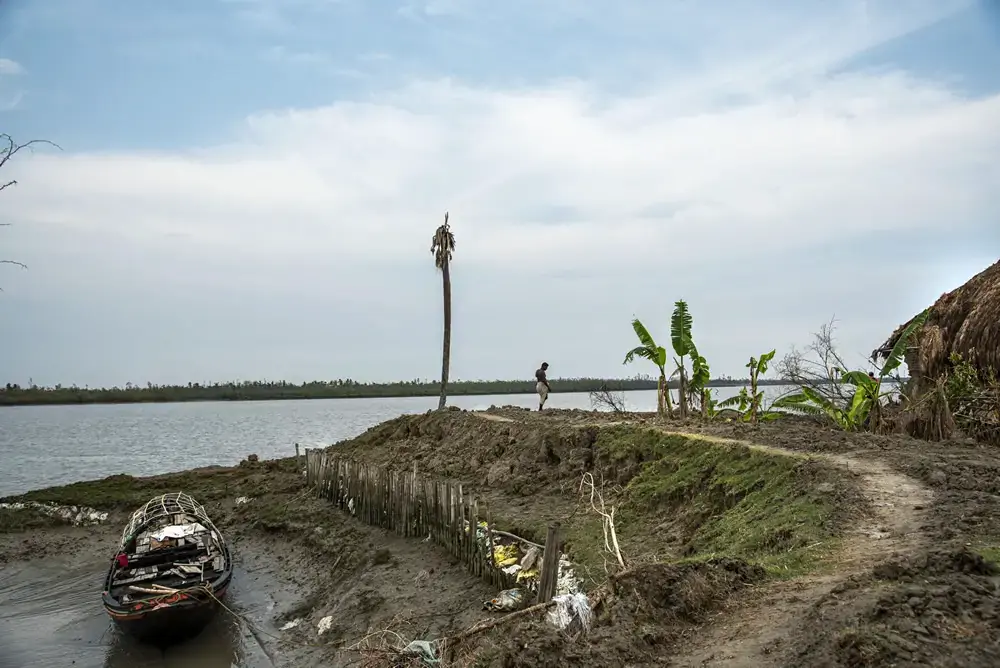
[656,374,664,416]
[437,259,452,410]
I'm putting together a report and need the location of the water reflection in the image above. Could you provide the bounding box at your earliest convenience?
[0,560,273,668]
[103,612,252,667]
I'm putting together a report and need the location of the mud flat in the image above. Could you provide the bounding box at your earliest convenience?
[3,408,1000,667]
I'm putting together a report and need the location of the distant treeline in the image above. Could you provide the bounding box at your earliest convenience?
[0,376,797,407]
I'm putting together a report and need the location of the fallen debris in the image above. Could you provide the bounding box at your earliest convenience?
[0,501,108,526]
[318,615,334,635]
[547,592,593,631]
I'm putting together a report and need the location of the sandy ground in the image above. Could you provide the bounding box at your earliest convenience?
[3,407,1000,667]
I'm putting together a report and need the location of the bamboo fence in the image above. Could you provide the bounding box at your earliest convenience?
[304,448,562,598]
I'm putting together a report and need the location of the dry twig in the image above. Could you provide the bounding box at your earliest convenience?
[578,472,626,571]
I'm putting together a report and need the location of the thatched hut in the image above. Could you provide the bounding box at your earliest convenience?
[872,258,1000,392]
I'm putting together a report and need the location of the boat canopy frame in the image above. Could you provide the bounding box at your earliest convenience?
[119,492,221,549]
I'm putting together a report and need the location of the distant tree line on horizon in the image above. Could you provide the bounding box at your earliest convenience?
[0,375,801,407]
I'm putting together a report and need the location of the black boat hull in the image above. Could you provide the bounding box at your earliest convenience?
[103,580,230,646]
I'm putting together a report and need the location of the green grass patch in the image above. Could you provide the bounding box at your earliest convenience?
[972,543,1000,566]
[0,459,303,512]
[0,506,69,533]
[563,426,849,578]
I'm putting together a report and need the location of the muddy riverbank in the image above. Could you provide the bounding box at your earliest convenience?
[3,408,1000,667]
[0,455,498,668]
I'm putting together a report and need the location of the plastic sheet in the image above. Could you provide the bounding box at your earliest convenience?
[547,592,593,631]
[483,587,526,612]
[402,640,440,664]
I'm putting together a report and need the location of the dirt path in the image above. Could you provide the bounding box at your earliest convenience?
[642,432,934,667]
[473,411,938,665]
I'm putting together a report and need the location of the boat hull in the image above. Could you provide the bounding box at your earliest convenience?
[103,580,230,646]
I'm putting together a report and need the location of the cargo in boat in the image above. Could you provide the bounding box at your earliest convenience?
[101,492,233,645]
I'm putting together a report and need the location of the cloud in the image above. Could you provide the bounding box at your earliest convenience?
[2,0,998,386]
[0,58,24,75]
[0,58,24,111]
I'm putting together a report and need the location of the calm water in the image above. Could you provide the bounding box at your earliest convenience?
[0,555,283,668]
[0,387,795,496]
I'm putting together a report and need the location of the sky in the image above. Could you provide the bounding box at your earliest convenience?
[0,0,999,388]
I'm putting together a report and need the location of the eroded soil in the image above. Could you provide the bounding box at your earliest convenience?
[3,407,1000,667]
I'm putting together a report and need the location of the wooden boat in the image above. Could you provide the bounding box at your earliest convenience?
[102,492,233,645]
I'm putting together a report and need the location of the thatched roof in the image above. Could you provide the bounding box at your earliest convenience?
[872,259,1000,380]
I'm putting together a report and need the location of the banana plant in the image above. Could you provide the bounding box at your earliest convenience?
[690,347,711,415]
[670,300,699,418]
[624,318,673,417]
[774,309,929,431]
[719,349,778,424]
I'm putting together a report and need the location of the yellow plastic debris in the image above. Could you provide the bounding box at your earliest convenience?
[515,568,539,583]
[492,543,519,567]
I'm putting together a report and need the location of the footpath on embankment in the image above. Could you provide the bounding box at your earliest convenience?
[2,407,999,667]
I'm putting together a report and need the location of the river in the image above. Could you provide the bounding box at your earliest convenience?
[0,387,796,497]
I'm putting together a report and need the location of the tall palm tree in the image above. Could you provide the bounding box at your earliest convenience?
[431,212,456,410]
[623,318,673,417]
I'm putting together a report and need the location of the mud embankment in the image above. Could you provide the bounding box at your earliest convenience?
[3,408,1000,667]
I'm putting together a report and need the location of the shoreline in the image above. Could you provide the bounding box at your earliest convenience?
[0,377,800,408]
[3,408,993,667]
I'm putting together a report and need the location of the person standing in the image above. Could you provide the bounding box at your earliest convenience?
[535,362,550,411]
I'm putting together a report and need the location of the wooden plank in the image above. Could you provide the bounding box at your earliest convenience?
[471,498,480,577]
[535,522,562,604]
[485,508,498,588]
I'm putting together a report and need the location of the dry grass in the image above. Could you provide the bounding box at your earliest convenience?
[874,259,1000,386]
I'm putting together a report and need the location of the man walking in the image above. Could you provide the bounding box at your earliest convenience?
[535,362,550,411]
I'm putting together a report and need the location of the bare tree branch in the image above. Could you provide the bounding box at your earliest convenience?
[0,134,62,173]
[589,382,627,414]
[777,316,855,407]
[1,133,60,289]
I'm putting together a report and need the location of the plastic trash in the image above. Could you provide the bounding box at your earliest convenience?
[402,640,440,664]
[555,556,584,595]
[492,543,519,567]
[483,588,526,612]
[547,592,593,631]
[515,568,539,584]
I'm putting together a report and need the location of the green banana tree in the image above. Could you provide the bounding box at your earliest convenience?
[719,349,777,424]
[670,300,712,418]
[774,309,929,431]
[624,318,673,417]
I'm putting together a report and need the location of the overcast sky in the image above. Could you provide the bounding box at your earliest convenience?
[0,0,998,388]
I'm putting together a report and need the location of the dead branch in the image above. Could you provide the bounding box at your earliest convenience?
[0,134,61,175]
[589,382,627,414]
[444,599,557,646]
[579,472,626,571]
[777,316,856,407]
[1,134,60,286]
